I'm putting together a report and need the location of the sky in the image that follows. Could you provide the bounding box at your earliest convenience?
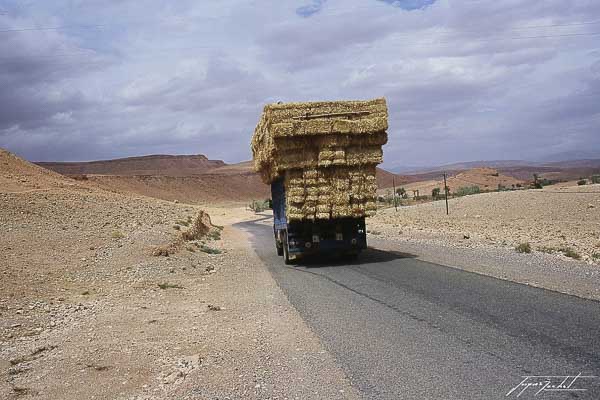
[0,0,599,169]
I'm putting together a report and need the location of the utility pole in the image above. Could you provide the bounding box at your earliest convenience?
[392,175,398,212]
[443,172,449,215]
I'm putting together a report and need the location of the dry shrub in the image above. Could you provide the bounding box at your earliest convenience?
[152,242,178,257]
[182,211,214,241]
[68,174,88,181]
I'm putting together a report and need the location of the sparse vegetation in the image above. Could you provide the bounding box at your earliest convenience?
[592,175,600,184]
[157,283,183,290]
[537,246,556,254]
[182,211,213,241]
[592,253,600,260]
[199,245,222,254]
[176,219,190,227]
[432,187,441,199]
[396,187,408,199]
[559,247,581,260]
[515,242,532,253]
[455,186,481,197]
[69,174,89,181]
[577,179,587,186]
[367,230,381,235]
[207,229,221,241]
[249,200,270,213]
[152,245,173,257]
[173,224,181,230]
[111,230,125,239]
[532,173,543,189]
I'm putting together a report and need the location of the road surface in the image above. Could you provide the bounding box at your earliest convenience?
[238,218,600,399]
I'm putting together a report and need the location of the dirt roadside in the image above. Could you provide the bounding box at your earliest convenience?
[368,183,600,301]
[0,186,358,399]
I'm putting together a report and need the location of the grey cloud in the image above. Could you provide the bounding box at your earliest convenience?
[0,0,599,166]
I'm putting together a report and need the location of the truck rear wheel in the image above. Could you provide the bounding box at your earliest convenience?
[283,232,292,265]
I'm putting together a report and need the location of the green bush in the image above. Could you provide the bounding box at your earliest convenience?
[199,245,222,254]
[396,187,408,199]
[515,243,532,253]
[158,283,183,290]
[577,179,587,186]
[249,200,270,213]
[455,186,481,197]
[432,187,441,199]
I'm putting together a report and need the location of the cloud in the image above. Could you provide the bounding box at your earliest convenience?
[0,0,599,166]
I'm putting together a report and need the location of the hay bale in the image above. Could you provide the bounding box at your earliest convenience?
[251,98,388,220]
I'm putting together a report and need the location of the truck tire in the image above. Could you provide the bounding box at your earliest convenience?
[276,241,283,256]
[283,232,292,265]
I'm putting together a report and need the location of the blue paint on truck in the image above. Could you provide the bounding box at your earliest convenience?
[271,177,367,264]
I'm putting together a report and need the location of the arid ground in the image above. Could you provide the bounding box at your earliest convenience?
[1,148,599,399]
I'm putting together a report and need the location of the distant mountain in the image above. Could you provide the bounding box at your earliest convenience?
[384,158,600,183]
[388,160,539,174]
[36,154,226,176]
[537,150,600,163]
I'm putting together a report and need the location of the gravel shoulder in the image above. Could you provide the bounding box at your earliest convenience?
[0,185,357,399]
[368,183,600,301]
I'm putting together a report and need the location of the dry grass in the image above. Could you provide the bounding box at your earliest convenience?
[515,242,532,253]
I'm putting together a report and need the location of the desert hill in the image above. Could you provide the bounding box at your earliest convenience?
[375,167,417,189]
[388,159,600,183]
[393,167,525,197]
[0,148,76,192]
[37,154,226,176]
[86,173,270,204]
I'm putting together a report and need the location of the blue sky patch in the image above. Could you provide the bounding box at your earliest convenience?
[296,0,328,17]
[377,0,436,11]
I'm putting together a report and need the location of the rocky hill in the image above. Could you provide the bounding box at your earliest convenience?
[36,154,226,176]
[0,149,76,192]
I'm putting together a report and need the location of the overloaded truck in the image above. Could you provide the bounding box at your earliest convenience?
[251,98,388,264]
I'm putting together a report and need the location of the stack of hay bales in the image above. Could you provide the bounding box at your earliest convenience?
[252,98,388,221]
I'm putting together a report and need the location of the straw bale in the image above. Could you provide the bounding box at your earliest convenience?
[274,131,388,152]
[263,98,387,124]
[252,98,387,220]
[271,116,387,138]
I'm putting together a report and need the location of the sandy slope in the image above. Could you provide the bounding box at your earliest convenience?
[0,151,357,399]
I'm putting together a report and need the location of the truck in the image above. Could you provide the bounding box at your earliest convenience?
[270,177,367,264]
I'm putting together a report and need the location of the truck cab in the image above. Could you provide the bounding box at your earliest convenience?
[271,178,367,264]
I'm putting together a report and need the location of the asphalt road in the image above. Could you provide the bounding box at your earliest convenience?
[237,218,600,399]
